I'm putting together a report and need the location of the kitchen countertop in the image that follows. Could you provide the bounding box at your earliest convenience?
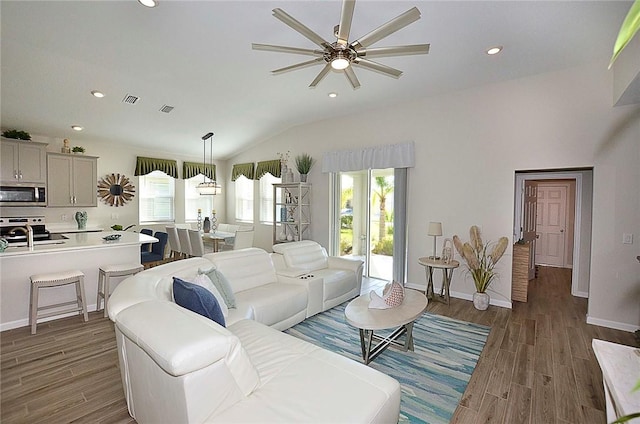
[0,231,157,257]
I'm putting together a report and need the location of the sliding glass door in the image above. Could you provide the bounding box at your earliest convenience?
[338,169,394,280]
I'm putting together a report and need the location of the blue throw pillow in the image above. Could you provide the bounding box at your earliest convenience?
[173,277,226,327]
[198,267,236,309]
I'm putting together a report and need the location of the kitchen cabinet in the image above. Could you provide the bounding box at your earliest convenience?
[47,153,98,207]
[273,182,311,244]
[0,138,47,184]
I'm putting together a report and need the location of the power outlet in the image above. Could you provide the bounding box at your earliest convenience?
[61,214,67,221]
[623,233,633,244]
[111,213,118,220]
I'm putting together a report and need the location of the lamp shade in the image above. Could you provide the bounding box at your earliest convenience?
[196,182,221,195]
[427,222,443,236]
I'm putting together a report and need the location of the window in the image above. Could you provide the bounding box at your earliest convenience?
[260,173,281,223]
[235,176,254,222]
[185,176,215,221]
[139,170,175,223]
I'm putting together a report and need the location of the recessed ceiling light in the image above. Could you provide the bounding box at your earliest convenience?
[328,92,338,98]
[91,90,105,98]
[138,0,157,7]
[486,46,503,55]
[71,125,83,131]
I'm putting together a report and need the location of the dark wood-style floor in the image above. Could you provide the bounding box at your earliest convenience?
[1,266,636,423]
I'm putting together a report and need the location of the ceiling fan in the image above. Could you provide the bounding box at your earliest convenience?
[252,0,430,89]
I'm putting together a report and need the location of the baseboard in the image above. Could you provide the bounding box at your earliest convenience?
[572,290,589,298]
[450,291,512,309]
[404,283,512,309]
[586,315,639,333]
[1,303,100,332]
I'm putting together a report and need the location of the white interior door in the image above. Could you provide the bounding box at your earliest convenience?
[535,184,567,267]
[522,180,538,279]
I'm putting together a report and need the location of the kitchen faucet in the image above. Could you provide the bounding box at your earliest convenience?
[8,224,33,247]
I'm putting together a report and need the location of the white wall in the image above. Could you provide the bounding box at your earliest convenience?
[230,59,640,331]
[2,137,229,231]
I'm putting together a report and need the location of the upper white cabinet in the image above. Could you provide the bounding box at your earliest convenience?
[47,153,98,207]
[0,138,47,184]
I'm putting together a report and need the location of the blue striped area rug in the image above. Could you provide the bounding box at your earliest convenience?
[285,302,490,424]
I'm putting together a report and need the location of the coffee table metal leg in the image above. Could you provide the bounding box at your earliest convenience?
[404,322,415,352]
[358,329,367,360]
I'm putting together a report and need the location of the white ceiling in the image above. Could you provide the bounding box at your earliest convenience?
[0,1,632,159]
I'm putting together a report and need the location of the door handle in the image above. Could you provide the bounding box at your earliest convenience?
[560,229,564,233]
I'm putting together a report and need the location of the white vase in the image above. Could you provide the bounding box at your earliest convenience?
[472,292,490,310]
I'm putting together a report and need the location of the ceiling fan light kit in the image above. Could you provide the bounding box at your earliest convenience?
[253,0,430,89]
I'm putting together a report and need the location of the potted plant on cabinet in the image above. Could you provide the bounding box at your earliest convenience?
[295,153,314,182]
[453,226,509,310]
[72,146,85,154]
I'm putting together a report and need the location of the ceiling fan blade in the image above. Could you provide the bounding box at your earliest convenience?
[252,43,324,56]
[351,7,421,49]
[272,8,331,49]
[336,0,356,46]
[353,58,403,78]
[272,58,325,75]
[344,66,361,89]
[309,63,333,88]
[357,44,430,58]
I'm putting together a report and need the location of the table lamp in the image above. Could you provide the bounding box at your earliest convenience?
[427,222,443,259]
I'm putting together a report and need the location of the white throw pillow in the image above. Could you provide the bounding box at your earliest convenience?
[190,273,229,318]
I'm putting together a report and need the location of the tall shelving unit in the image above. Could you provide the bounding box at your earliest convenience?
[273,183,311,244]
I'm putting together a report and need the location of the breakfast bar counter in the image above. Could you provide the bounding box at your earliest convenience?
[0,232,157,330]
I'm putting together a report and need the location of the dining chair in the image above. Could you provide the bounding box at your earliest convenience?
[141,231,168,268]
[165,226,182,260]
[140,228,153,252]
[232,229,254,250]
[177,228,192,258]
[188,229,205,257]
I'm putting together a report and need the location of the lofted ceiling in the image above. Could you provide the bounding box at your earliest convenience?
[0,1,632,159]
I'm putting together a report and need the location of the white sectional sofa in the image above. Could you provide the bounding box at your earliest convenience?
[107,247,400,423]
[271,240,364,317]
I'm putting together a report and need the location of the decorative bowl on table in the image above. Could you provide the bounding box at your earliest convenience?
[102,234,122,242]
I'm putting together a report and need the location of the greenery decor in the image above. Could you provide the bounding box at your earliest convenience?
[295,153,315,174]
[72,146,85,153]
[2,129,31,140]
[609,0,640,68]
[453,226,509,293]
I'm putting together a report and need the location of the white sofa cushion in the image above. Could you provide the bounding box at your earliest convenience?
[312,268,356,301]
[272,240,329,271]
[213,319,401,423]
[233,282,307,327]
[205,248,278,293]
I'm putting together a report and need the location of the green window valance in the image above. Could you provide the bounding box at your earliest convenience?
[231,162,255,181]
[134,156,178,178]
[183,161,217,180]
[255,159,281,179]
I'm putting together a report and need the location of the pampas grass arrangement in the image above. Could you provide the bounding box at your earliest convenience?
[453,226,509,293]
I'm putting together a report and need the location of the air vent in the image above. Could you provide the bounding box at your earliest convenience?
[159,105,174,113]
[122,94,140,105]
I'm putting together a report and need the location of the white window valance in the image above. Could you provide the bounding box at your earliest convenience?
[321,141,415,173]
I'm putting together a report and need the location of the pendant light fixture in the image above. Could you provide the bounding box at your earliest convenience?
[197,132,221,195]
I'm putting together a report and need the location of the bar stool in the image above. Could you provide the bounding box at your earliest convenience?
[30,270,88,335]
[97,263,144,318]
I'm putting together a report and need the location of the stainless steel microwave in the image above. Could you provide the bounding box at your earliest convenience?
[0,185,46,206]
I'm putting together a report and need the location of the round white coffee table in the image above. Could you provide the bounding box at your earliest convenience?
[344,289,428,364]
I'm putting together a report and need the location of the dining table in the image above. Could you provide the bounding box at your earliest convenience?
[201,230,236,252]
